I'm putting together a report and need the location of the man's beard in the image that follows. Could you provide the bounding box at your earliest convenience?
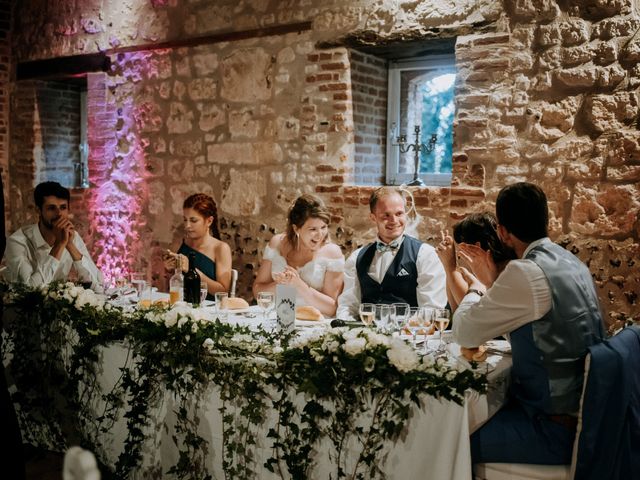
[40,216,59,230]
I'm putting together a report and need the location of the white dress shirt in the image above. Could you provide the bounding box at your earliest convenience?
[452,237,554,348]
[3,223,102,288]
[336,235,447,320]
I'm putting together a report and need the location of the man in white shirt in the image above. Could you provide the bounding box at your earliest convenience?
[453,182,604,466]
[4,181,102,289]
[337,187,446,320]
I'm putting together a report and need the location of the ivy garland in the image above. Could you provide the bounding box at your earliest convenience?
[2,282,488,479]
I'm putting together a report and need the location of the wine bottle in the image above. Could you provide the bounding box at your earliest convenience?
[183,253,200,305]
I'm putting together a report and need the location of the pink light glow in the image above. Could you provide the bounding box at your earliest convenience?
[85,51,169,285]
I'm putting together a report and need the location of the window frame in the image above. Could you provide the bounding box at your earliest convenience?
[385,54,456,187]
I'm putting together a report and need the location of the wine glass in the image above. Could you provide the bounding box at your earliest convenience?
[359,303,375,326]
[391,303,410,334]
[405,307,422,348]
[420,307,435,353]
[435,308,451,352]
[374,304,393,333]
[131,272,146,299]
[200,280,208,306]
[257,291,275,326]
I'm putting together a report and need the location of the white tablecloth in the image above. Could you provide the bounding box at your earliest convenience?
[88,301,511,480]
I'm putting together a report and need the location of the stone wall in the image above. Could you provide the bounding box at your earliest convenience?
[0,0,10,228]
[4,0,639,324]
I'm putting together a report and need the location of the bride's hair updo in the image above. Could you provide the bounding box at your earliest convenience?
[286,194,331,246]
[183,193,220,239]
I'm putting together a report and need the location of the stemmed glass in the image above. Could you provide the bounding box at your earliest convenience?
[420,307,435,353]
[359,303,375,326]
[374,304,394,333]
[199,280,208,306]
[131,272,146,299]
[435,308,451,352]
[257,291,275,327]
[391,303,410,335]
[405,307,422,349]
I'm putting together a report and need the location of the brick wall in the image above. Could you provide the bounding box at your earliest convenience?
[0,0,10,231]
[34,80,82,186]
[9,79,84,228]
[349,49,387,185]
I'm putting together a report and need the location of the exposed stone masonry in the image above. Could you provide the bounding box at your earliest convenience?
[0,0,9,225]
[3,0,639,324]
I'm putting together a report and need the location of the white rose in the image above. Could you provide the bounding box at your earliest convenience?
[202,338,214,351]
[164,311,179,328]
[342,337,367,356]
[322,339,340,353]
[386,339,419,373]
[177,317,189,329]
[191,322,199,333]
[364,331,390,348]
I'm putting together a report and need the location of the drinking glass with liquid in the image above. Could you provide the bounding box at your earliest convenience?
[435,308,451,351]
[359,303,375,326]
[169,268,183,305]
[257,291,275,326]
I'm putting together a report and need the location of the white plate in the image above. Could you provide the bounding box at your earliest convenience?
[227,307,254,314]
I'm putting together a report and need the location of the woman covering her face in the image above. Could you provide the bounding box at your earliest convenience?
[163,193,232,300]
[436,212,516,312]
[253,194,345,317]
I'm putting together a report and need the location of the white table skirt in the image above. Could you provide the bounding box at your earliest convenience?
[89,336,511,480]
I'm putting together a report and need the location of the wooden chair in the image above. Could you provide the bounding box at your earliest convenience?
[62,446,100,480]
[229,268,238,297]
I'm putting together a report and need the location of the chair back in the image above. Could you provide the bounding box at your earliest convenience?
[63,446,101,480]
[229,268,238,297]
[572,325,640,480]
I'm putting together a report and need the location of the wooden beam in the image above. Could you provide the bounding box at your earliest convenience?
[106,21,313,55]
[17,53,110,81]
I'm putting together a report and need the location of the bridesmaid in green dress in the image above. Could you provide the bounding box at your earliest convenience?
[163,193,232,300]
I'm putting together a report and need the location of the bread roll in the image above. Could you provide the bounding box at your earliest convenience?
[226,297,249,309]
[460,345,487,362]
[295,305,323,321]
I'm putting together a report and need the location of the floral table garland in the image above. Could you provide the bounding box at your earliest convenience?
[1,282,488,479]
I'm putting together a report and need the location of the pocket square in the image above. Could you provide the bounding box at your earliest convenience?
[397,268,410,277]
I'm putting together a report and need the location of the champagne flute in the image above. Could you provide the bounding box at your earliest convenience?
[435,308,451,352]
[257,291,275,326]
[359,303,375,326]
[392,303,410,334]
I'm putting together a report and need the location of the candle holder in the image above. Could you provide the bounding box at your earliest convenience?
[390,124,437,186]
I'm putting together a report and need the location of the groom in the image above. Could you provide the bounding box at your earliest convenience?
[336,187,446,320]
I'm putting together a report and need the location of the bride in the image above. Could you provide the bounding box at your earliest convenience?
[253,194,344,317]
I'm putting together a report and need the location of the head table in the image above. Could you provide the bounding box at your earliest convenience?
[1,284,511,480]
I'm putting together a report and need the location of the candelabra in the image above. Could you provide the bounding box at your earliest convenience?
[390,124,437,186]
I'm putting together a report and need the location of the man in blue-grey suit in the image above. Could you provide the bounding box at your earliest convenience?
[337,187,446,320]
[453,182,605,466]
